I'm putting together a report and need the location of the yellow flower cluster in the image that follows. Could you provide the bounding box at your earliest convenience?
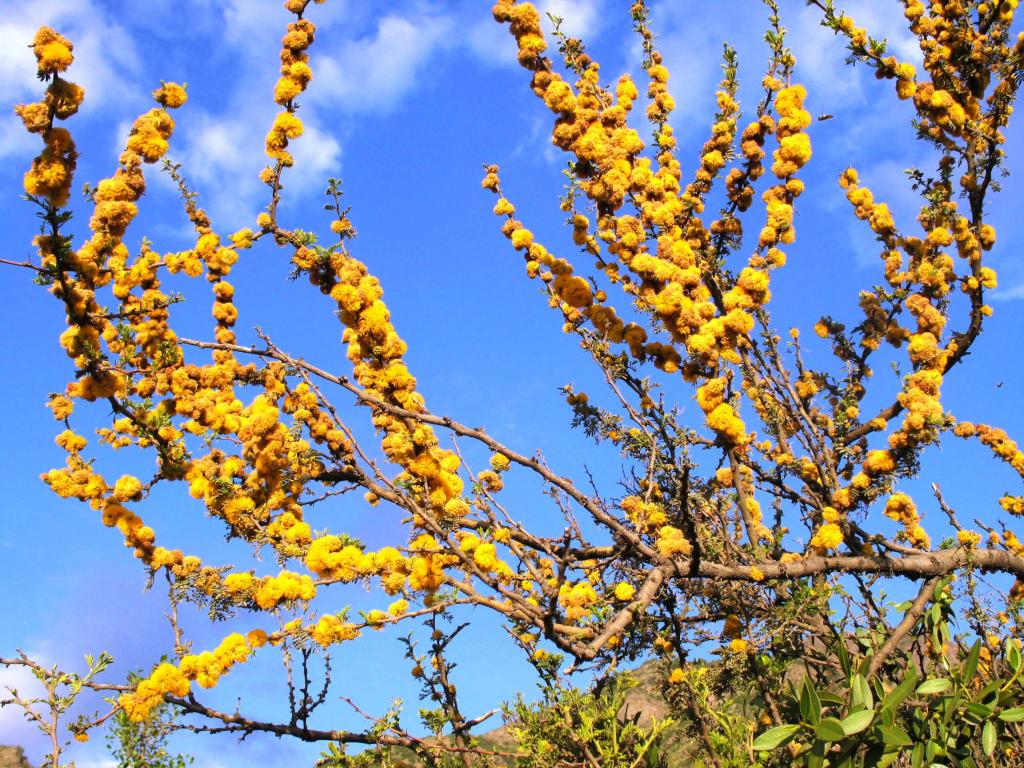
[954,422,1024,479]
[31,26,74,74]
[305,536,373,582]
[614,582,636,601]
[16,37,83,133]
[122,632,261,721]
[292,249,467,521]
[655,525,693,558]
[254,570,317,610]
[311,614,361,648]
[493,2,644,211]
[265,111,304,166]
[119,663,190,722]
[809,522,843,553]
[558,580,599,622]
[21,121,77,208]
[153,82,187,109]
[884,493,930,549]
[770,86,812,178]
[620,495,667,533]
[264,14,316,165]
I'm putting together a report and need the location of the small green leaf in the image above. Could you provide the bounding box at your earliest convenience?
[801,678,822,725]
[851,674,873,711]
[963,640,982,681]
[752,724,801,751]
[982,721,997,756]
[838,642,851,676]
[883,668,918,711]
[841,708,874,736]
[1008,639,1022,673]
[915,678,951,695]
[999,707,1024,722]
[879,724,913,747]
[965,702,993,721]
[815,716,846,743]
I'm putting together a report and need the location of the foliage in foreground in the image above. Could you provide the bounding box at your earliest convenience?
[4,0,1024,766]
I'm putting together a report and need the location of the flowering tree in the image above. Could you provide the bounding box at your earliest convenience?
[4,0,1024,766]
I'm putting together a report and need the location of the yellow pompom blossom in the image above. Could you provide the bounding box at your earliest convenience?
[809,522,844,553]
[656,525,693,557]
[621,495,667,533]
[152,82,187,109]
[308,615,359,647]
[884,493,930,549]
[957,530,981,548]
[614,582,636,601]
[122,632,263,721]
[119,662,190,721]
[32,27,74,74]
[558,581,599,622]
[728,638,750,654]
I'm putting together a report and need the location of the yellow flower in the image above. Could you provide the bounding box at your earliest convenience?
[32,28,74,73]
[729,638,749,654]
[810,522,843,552]
[152,82,187,109]
[493,197,515,216]
[614,582,636,601]
[957,530,981,548]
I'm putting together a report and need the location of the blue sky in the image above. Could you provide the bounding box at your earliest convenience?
[1,1,1023,765]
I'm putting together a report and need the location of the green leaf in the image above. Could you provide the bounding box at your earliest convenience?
[1008,639,1022,673]
[815,716,847,742]
[883,668,918,711]
[963,640,982,681]
[915,678,951,695]
[801,678,822,725]
[807,738,827,768]
[752,724,801,751]
[851,674,873,711]
[879,724,913,747]
[999,707,1024,722]
[982,721,996,756]
[965,702,993,721]
[841,709,875,736]
[838,642,852,676]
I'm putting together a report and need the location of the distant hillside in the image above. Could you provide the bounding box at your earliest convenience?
[0,746,33,768]
[380,658,697,767]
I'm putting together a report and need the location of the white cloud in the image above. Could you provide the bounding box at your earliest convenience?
[512,113,561,165]
[785,0,920,107]
[0,0,144,162]
[0,651,51,753]
[465,16,518,67]
[464,0,601,68]
[0,113,37,161]
[541,0,604,39]
[169,107,342,231]
[0,0,141,108]
[991,283,1024,301]
[311,13,454,114]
